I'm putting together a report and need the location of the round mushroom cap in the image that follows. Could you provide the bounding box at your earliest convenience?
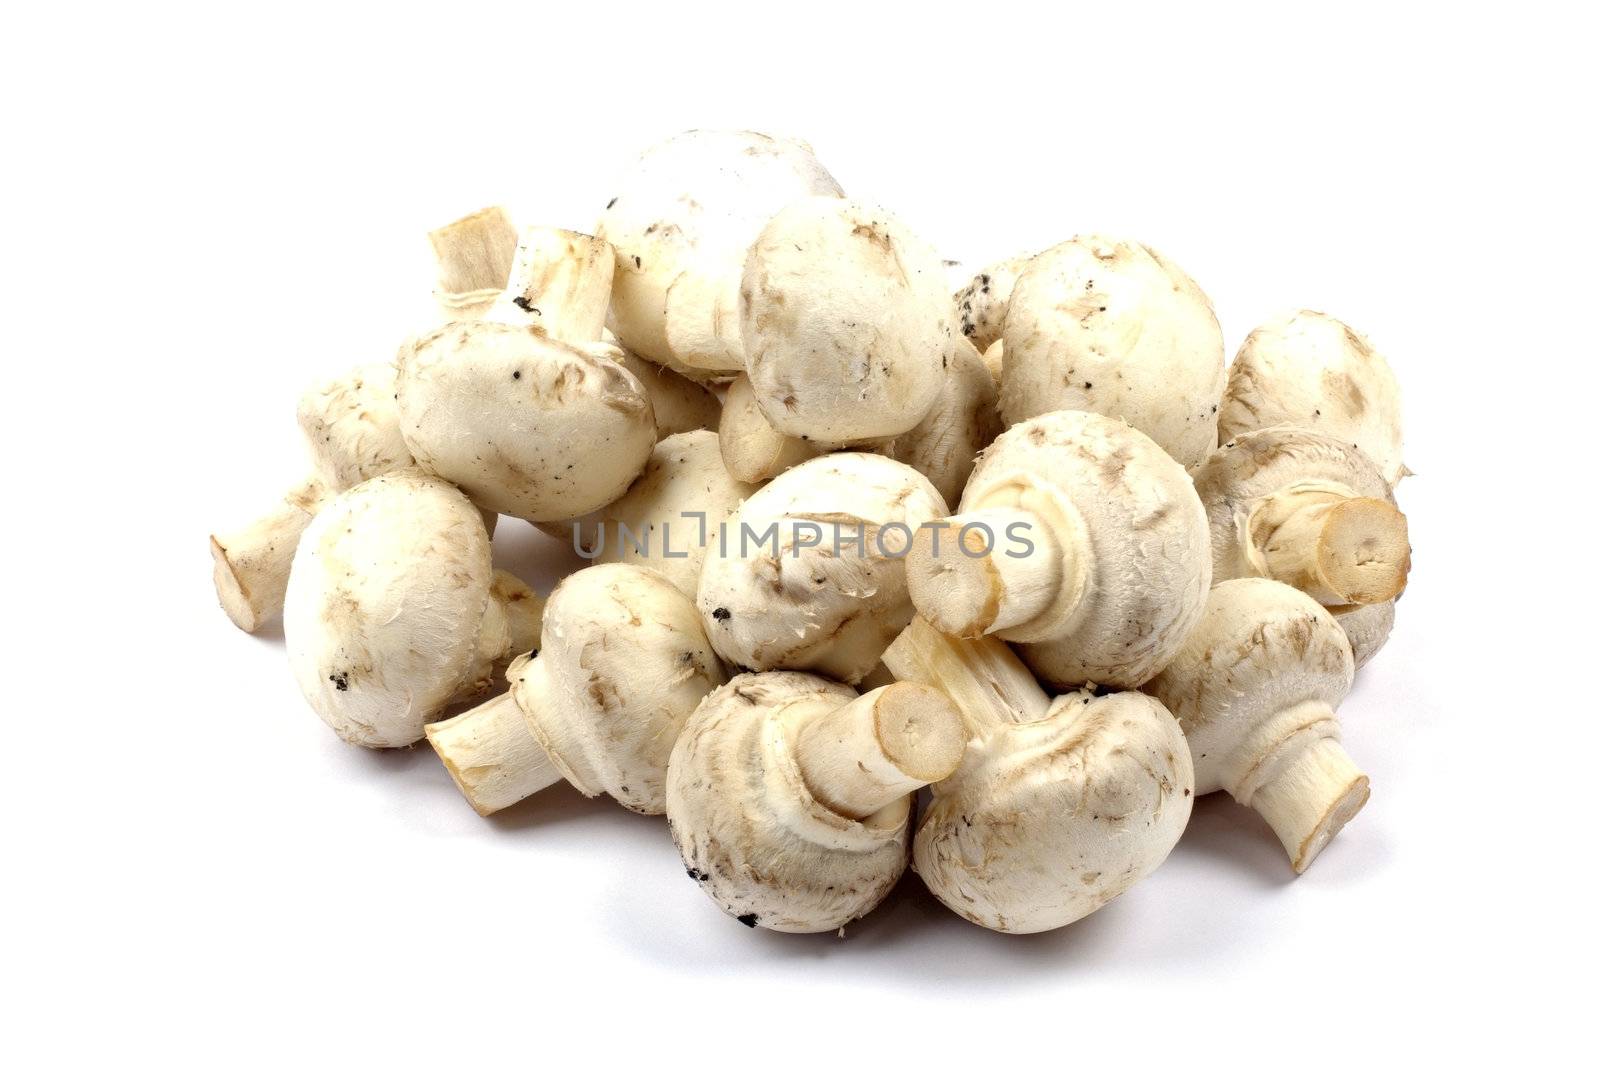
[517,564,726,815]
[1331,599,1395,671]
[1220,310,1405,484]
[297,363,412,490]
[696,452,948,684]
[889,336,1002,505]
[1194,425,1398,586]
[1145,578,1355,794]
[916,690,1193,933]
[284,471,495,748]
[741,197,953,444]
[397,320,655,522]
[966,410,1211,690]
[953,251,1032,352]
[1000,236,1225,468]
[597,130,844,373]
[666,672,913,933]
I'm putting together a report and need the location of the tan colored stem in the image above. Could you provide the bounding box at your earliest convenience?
[430,206,519,320]
[906,510,1062,638]
[426,692,564,816]
[461,572,546,696]
[1252,490,1410,606]
[1248,732,1370,874]
[882,617,1051,738]
[794,683,967,820]
[210,475,329,633]
[488,227,615,344]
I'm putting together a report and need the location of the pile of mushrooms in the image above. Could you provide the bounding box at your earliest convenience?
[211,128,1414,937]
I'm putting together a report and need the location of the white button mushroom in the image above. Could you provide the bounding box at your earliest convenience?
[1220,310,1407,485]
[999,236,1226,468]
[426,564,726,815]
[210,362,417,633]
[1144,578,1368,873]
[427,205,520,323]
[561,430,761,598]
[1194,427,1411,663]
[696,452,947,684]
[666,671,967,932]
[741,197,953,445]
[283,471,542,749]
[952,251,1033,353]
[596,129,844,374]
[883,617,1193,933]
[887,336,1002,505]
[717,373,825,483]
[905,410,1211,690]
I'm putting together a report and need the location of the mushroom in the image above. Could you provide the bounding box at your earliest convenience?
[666,671,967,932]
[560,430,761,598]
[717,373,823,483]
[999,236,1225,468]
[597,129,843,374]
[1219,310,1407,485]
[905,409,1210,690]
[210,362,417,633]
[883,617,1193,933]
[426,564,726,815]
[397,224,657,523]
[1144,578,1367,873]
[283,471,542,749]
[1331,600,1396,671]
[427,205,519,323]
[952,251,1032,352]
[888,336,1002,504]
[1193,427,1410,663]
[697,452,947,684]
[980,340,1003,388]
[587,337,721,439]
[741,196,953,445]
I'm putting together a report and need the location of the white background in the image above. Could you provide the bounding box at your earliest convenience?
[5,3,1597,1066]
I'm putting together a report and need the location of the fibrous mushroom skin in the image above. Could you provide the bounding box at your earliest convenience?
[884,618,1193,934]
[284,471,541,748]
[888,337,1002,505]
[910,410,1210,691]
[665,672,916,933]
[741,197,953,445]
[564,430,760,600]
[597,130,844,373]
[999,236,1225,469]
[1144,578,1366,873]
[1194,426,1409,658]
[295,362,412,489]
[396,320,656,522]
[953,252,1032,352]
[1220,310,1406,485]
[428,206,519,323]
[696,452,948,684]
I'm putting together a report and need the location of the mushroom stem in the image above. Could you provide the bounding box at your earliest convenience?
[488,226,615,344]
[906,509,1063,638]
[210,475,329,632]
[429,206,519,321]
[1230,700,1370,874]
[425,691,564,816]
[1251,489,1410,606]
[882,617,1051,737]
[462,572,546,694]
[794,682,967,820]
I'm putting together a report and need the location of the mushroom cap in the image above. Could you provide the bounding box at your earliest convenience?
[397,320,655,522]
[296,363,413,490]
[568,430,761,598]
[1220,310,1405,484]
[696,452,948,683]
[741,197,953,444]
[1332,599,1395,671]
[717,373,822,483]
[1194,425,1398,586]
[516,563,726,815]
[953,251,1032,352]
[1144,578,1355,793]
[597,130,843,373]
[965,410,1211,689]
[586,341,722,440]
[666,672,912,933]
[889,336,1002,504]
[284,471,495,748]
[999,236,1225,468]
[915,690,1193,933]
